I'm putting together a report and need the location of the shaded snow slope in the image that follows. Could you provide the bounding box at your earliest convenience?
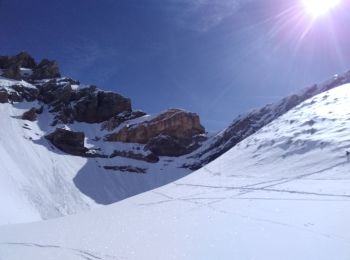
[0,102,93,224]
[1,84,350,260]
[0,100,191,225]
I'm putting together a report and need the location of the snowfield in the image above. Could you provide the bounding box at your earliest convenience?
[0,83,350,259]
[0,99,191,225]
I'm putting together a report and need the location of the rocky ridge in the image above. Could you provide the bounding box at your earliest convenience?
[188,71,350,169]
[0,52,206,159]
[0,52,60,80]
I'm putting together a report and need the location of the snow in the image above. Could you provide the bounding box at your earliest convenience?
[19,67,33,77]
[0,102,94,224]
[0,100,192,225]
[0,76,36,89]
[0,84,350,259]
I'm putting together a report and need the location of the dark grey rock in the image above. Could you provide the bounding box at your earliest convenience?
[45,128,88,156]
[22,107,37,121]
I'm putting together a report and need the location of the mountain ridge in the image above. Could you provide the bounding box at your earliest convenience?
[1,52,350,225]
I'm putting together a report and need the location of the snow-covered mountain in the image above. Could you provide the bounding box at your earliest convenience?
[189,71,350,169]
[0,53,206,225]
[1,52,350,228]
[1,81,349,260]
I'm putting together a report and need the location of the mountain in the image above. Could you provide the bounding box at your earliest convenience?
[1,81,349,260]
[0,52,206,225]
[1,52,350,227]
[188,70,350,169]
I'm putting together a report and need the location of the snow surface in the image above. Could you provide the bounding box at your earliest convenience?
[1,84,350,259]
[0,102,93,224]
[19,67,33,77]
[0,101,191,225]
[0,76,36,89]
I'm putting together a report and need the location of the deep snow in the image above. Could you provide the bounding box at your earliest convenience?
[1,83,349,260]
[0,98,191,225]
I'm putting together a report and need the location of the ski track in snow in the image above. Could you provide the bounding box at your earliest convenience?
[1,242,122,260]
[2,83,350,259]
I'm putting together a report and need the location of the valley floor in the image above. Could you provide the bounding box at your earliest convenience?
[1,84,350,260]
[0,165,349,260]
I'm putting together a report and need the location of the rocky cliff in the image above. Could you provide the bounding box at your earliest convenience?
[0,52,206,162]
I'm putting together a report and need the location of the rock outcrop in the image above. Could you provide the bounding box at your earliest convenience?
[0,52,60,80]
[106,109,204,143]
[45,128,88,156]
[101,110,147,131]
[31,59,60,80]
[0,91,8,103]
[105,109,205,156]
[145,134,205,157]
[73,91,132,123]
[32,78,132,124]
[0,84,39,104]
[103,165,146,174]
[109,150,159,163]
[22,107,38,121]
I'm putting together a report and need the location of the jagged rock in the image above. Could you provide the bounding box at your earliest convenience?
[36,80,132,125]
[145,134,205,157]
[0,85,38,104]
[109,150,159,163]
[22,107,37,121]
[45,128,88,156]
[0,55,9,68]
[0,91,8,103]
[0,52,36,69]
[106,109,204,143]
[2,65,21,80]
[11,85,39,102]
[31,59,61,80]
[8,91,23,103]
[103,165,146,174]
[73,91,132,123]
[0,52,60,80]
[0,52,36,80]
[10,52,36,68]
[101,110,147,131]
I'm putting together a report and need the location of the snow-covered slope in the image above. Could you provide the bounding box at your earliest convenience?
[190,71,350,169]
[0,101,93,224]
[0,75,196,225]
[1,83,350,260]
[0,99,193,225]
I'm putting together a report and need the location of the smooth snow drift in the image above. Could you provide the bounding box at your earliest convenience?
[0,84,349,259]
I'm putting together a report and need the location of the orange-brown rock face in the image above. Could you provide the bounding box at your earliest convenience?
[106,109,205,144]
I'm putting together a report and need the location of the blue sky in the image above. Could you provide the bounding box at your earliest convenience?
[1,0,350,131]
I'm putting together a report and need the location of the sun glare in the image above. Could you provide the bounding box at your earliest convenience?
[303,0,341,17]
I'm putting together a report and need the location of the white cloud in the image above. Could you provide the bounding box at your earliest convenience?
[170,0,247,32]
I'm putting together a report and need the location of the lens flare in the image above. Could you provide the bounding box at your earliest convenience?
[303,0,341,17]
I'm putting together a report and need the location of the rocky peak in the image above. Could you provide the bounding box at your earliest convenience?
[0,52,208,160]
[0,52,61,80]
[31,59,60,80]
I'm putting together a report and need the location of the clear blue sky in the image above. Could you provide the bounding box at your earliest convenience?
[1,0,350,131]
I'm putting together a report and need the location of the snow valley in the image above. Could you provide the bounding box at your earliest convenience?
[0,53,350,259]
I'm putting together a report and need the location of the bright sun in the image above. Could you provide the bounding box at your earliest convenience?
[303,0,341,17]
